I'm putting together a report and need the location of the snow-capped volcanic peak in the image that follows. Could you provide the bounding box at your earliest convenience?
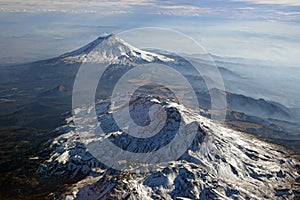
[39,96,300,200]
[60,34,174,63]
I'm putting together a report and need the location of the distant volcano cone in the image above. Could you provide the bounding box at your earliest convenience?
[60,34,173,63]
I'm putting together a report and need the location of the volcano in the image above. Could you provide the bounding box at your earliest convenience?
[39,96,300,199]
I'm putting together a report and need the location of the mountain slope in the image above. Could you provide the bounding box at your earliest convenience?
[0,34,300,199]
[38,96,300,199]
[60,34,173,64]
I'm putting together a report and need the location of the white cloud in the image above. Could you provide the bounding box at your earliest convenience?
[152,5,215,16]
[0,0,299,21]
[0,1,220,17]
[233,0,300,6]
[0,0,155,13]
[237,7,257,10]
[276,11,300,16]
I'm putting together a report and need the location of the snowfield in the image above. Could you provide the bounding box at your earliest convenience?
[39,96,300,200]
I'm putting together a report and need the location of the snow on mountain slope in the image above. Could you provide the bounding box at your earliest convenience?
[59,34,174,64]
[39,96,300,200]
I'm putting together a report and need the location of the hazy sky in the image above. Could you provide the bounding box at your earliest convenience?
[0,0,299,66]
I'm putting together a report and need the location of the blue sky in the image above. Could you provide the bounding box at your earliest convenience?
[0,0,299,66]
